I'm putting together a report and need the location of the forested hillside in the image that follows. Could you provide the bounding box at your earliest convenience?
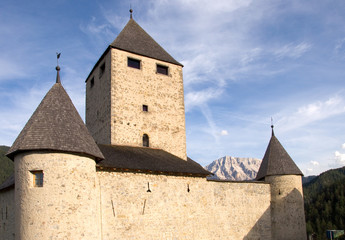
[304,166,345,240]
[0,145,14,184]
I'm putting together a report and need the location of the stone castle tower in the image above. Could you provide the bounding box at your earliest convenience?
[85,16,186,160]
[6,67,104,239]
[0,11,307,240]
[256,126,307,240]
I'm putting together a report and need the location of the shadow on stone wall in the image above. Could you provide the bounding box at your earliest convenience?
[244,207,272,240]
[244,188,306,240]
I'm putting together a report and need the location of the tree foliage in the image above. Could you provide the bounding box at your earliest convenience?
[304,166,345,240]
[0,145,14,185]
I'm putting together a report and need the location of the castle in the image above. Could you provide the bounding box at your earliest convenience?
[0,12,307,240]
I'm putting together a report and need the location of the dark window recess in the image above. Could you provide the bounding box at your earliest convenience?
[128,58,141,69]
[90,77,95,88]
[99,63,105,78]
[157,64,168,75]
[143,134,149,147]
[31,170,44,187]
[143,105,148,112]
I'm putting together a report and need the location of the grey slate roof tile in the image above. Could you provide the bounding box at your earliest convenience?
[256,130,303,180]
[7,82,104,161]
[0,174,14,191]
[97,144,210,176]
[110,19,183,66]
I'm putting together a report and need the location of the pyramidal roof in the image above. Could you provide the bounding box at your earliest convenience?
[7,67,104,161]
[110,18,183,66]
[256,127,303,180]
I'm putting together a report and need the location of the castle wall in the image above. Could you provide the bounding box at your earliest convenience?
[86,50,112,144]
[14,152,100,240]
[110,49,187,160]
[0,188,15,240]
[97,171,272,240]
[266,175,307,240]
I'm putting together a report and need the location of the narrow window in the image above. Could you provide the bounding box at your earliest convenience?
[157,64,168,75]
[143,134,149,147]
[31,170,44,187]
[128,57,141,69]
[99,62,105,78]
[90,77,94,88]
[143,105,148,112]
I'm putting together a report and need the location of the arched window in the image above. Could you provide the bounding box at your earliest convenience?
[143,134,149,147]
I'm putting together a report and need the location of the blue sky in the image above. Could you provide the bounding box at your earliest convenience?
[1,0,345,176]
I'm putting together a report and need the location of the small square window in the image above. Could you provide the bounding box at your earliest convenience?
[99,62,105,78]
[157,64,168,75]
[128,58,141,69]
[31,170,43,187]
[90,77,94,88]
[143,105,148,112]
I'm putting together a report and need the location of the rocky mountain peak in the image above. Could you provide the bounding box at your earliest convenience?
[205,156,262,181]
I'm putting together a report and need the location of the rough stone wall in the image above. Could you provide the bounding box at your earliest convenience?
[14,152,100,240]
[266,175,307,240]
[97,171,272,240]
[110,49,187,160]
[0,188,15,240]
[86,50,112,144]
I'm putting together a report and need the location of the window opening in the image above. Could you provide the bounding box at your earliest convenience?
[157,64,168,75]
[31,170,44,187]
[99,62,105,78]
[90,77,94,88]
[143,105,148,112]
[128,57,141,69]
[143,134,149,147]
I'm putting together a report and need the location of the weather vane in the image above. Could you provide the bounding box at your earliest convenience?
[56,52,61,83]
[56,52,61,66]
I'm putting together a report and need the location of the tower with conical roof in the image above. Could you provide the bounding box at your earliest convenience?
[7,63,103,240]
[256,126,307,240]
[85,10,187,160]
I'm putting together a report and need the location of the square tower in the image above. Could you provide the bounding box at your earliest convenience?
[85,18,187,160]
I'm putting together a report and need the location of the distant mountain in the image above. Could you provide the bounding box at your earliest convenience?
[204,156,262,181]
[303,166,345,240]
[0,145,14,185]
[302,175,317,185]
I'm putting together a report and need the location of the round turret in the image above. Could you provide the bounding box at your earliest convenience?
[256,126,307,240]
[7,64,103,240]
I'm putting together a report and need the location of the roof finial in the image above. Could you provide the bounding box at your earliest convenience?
[129,7,133,19]
[56,52,61,84]
[271,117,275,136]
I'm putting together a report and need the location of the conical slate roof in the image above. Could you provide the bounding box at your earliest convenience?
[256,128,303,180]
[110,18,183,66]
[7,69,104,161]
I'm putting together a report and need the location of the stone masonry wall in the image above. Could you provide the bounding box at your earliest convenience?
[86,50,112,145]
[266,175,307,240]
[97,171,272,240]
[110,49,187,160]
[0,188,15,240]
[14,152,100,240]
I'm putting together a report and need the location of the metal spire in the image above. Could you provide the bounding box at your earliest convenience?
[271,117,275,136]
[130,8,133,19]
[56,52,61,84]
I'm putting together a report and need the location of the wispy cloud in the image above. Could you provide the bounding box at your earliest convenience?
[185,88,224,112]
[278,95,345,132]
[274,42,312,59]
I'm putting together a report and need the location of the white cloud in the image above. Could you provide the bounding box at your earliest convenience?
[278,95,345,131]
[220,130,229,136]
[185,88,223,112]
[310,161,319,166]
[342,143,345,149]
[334,151,345,164]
